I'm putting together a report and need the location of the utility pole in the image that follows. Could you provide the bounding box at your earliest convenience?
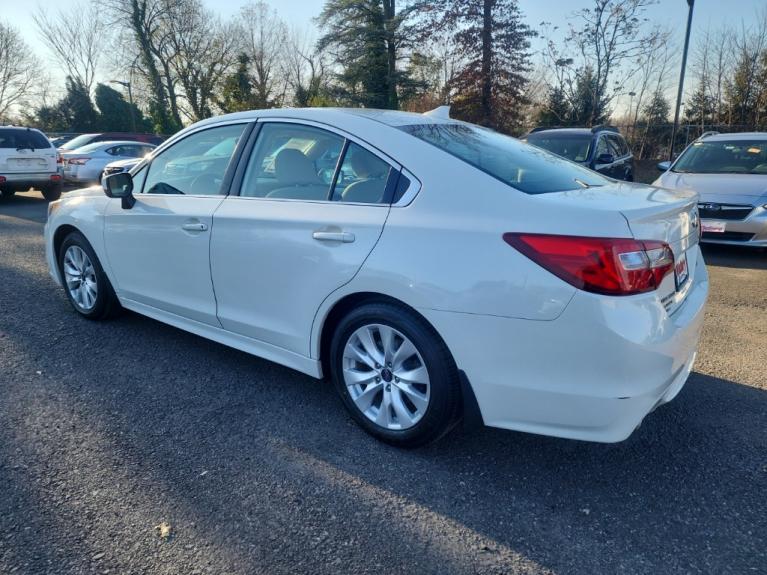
[669,0,695,161]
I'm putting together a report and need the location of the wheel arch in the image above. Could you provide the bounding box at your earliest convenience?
[316,291,484,428]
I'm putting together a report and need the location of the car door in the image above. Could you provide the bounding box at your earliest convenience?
[103,122,251,326]
[210,120,398,356]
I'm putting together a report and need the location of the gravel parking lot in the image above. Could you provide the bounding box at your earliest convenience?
[1,190,765,575]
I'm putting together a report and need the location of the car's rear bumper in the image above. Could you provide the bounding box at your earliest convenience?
[700,207,767,247]
[0,172,60,190]
[420,245,709,443]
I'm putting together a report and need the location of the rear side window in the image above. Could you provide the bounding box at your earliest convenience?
[0,129,52,149]
[400,123,608,194]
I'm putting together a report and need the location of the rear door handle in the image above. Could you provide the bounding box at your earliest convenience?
[312,231,355,243]
[182,222,208,232]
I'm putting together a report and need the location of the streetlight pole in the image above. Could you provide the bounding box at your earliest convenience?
[669,0,695,161]
[628,91,636,139]
[109,80,137,133]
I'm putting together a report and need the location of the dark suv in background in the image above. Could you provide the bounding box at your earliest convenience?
[524,126,634,181]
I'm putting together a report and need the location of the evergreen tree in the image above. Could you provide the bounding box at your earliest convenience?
[218,53,260,113]
[684,79,715,128]
[536,85,572,127]
[441,0,535,134]
[318,0,418,109]
[569,66,609,126]
[94,83,150,132]
[58,77,99,132]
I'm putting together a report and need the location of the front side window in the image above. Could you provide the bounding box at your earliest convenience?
[142,124,246,195]
[400,123,608,194]
[595,136,611,160]
[673,140,767,174]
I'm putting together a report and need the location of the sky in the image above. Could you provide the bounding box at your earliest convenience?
[1,0,765,114]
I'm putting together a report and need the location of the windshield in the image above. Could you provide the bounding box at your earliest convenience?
[525,132,592,163]
[399,123,608,193]
[60,134,97,151]
[673,140,767,174]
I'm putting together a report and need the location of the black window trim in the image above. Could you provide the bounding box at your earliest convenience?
[137,120,255,197]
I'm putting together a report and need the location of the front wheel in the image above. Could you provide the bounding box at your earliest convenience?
[58,231,121,320]
[329,302,461,447]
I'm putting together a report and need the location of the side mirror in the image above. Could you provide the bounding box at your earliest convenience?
[596,153,614,165]
[103,172,135,209]
[656,161,672,172]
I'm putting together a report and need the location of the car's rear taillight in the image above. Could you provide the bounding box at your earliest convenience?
[50,174,62,181]
[56,153,63,164]
[0,176,6,184]
[503,233,674,296]
[68,157,90,165]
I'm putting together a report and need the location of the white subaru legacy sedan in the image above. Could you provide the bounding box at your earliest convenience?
[44,108,708,447]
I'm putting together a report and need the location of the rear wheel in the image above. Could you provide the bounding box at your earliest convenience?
[58,231,121,320]
[42,182,62,201]
[329,302,461,447]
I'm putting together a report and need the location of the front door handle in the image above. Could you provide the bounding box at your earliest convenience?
[182,222,208,232]
[312,231,355,243]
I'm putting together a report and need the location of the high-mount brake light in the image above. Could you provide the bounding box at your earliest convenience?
[503,233,674,296]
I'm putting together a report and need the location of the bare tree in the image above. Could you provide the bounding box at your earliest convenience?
[0,20,39,122]
[236,1,289,108]
[626,26,674,137]
[165,2,238,121]
[32,1,103,93]
[544,0,663,125]
[284,27,330,107]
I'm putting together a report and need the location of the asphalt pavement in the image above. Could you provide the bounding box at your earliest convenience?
[1,191,765,575]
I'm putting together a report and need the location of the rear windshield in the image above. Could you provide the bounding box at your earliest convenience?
[0,128,52,150]
[525,132,592,163]
[399,123,608,194]
[60,134,97,151]
[673,140,767,174]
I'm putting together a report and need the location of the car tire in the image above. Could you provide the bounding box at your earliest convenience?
[42,182,62,201]
[329,302,461,447]
[0,189,15,199]
[58,231,121,320]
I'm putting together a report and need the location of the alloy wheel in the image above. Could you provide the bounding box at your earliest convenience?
[342,323,431,430]
[63,245,98,311]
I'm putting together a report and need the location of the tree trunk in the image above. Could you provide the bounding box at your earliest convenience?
[383,0,398,110]
[480,0,493,126]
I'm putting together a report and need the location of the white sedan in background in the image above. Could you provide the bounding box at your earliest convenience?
[43,108,708,447]
[62,141,155,184]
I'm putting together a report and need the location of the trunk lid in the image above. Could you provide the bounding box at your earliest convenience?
[540,182,700,313]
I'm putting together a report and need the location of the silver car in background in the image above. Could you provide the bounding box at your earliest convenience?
[654,132,767,247]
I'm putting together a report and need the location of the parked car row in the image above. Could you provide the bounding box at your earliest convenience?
[0,127,159,199]
[525,125,767,249]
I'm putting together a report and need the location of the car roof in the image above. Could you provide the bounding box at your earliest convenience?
[188,107,454,131]
[701,132,767,141]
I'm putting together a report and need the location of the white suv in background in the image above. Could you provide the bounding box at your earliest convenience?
[0,126,63,201]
